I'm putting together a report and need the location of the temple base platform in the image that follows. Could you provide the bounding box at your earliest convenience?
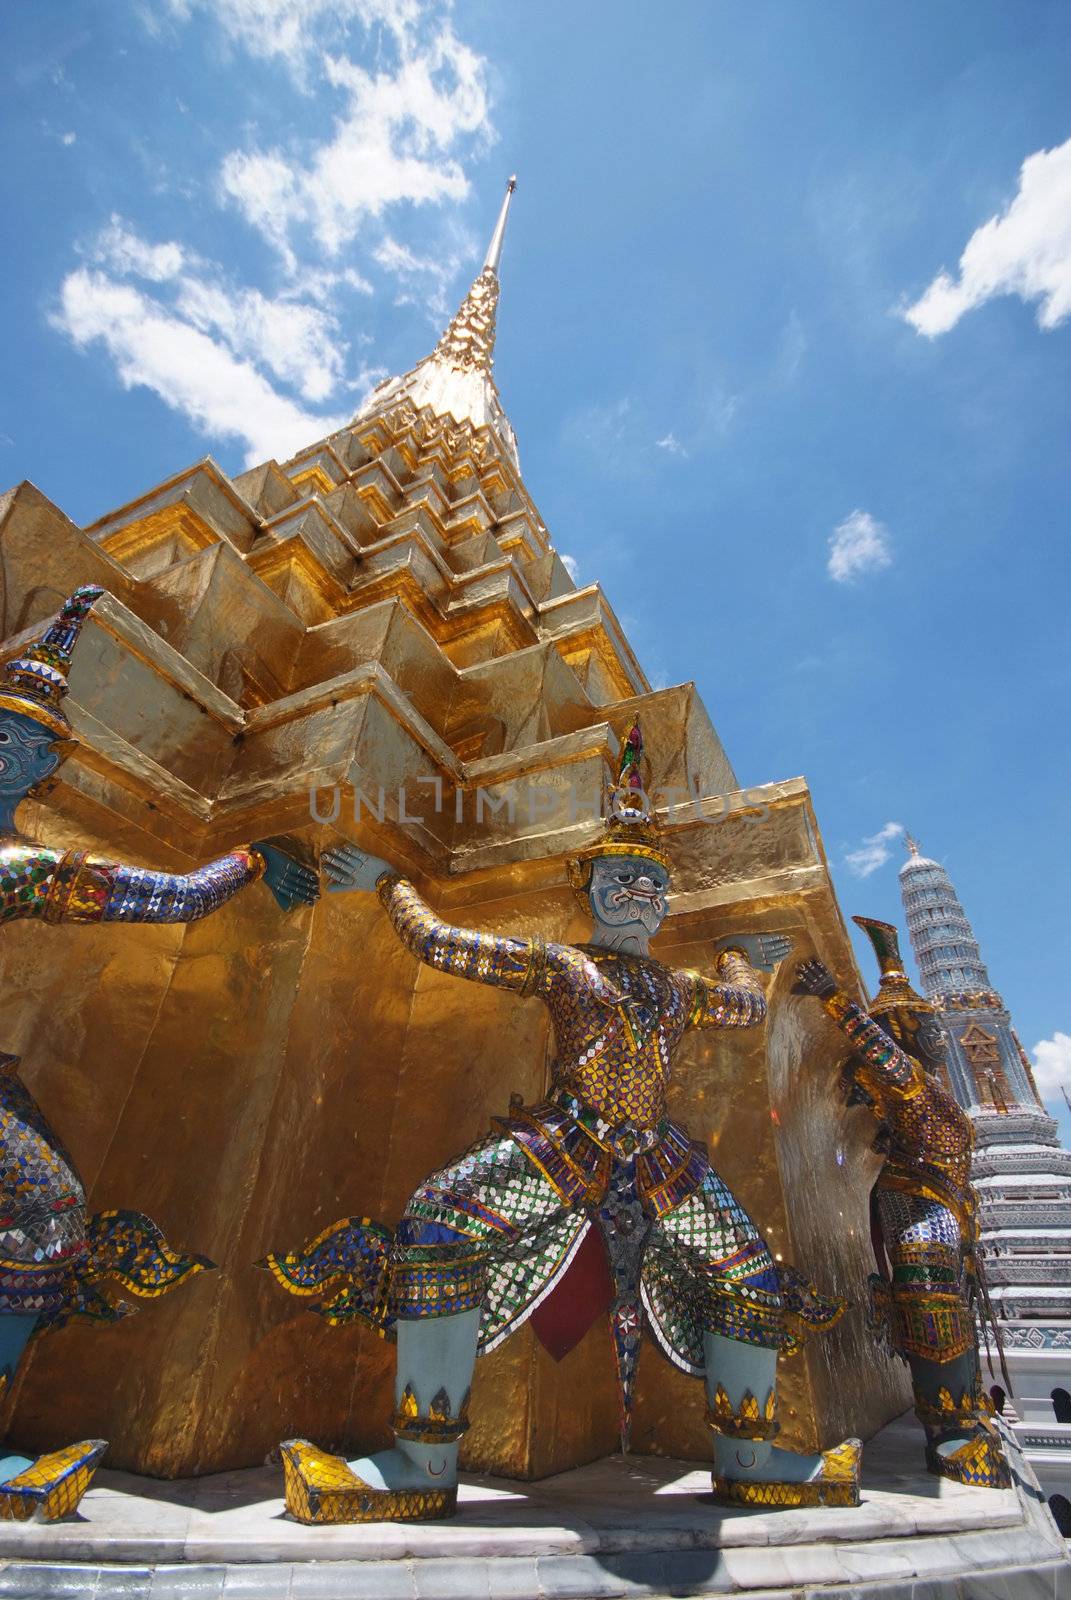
[0,1415,1066,1599]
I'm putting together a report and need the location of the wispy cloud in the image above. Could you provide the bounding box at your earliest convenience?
[655,432,687,457]
[215,13,493,272]
[560,553,579,582]
[373,231,471,322]
[52,219,361,464]
[774,308,807,387]
[903,137,1071,337]
[827,508,892,584]
[59,3,496,466]
[92,216,188,283]
[1033,1031,1071,1101]
[570,396,632,454]
[161,0,422,76]
[844,820,904,878]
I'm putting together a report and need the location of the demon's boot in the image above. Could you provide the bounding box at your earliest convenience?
[282,1308,478,1524]
[706,1334,862,1508]
[911,1351,1011,1489]
[0,1314,106,1522]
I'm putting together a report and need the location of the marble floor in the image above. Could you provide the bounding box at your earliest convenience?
[0,1414,1067,1598]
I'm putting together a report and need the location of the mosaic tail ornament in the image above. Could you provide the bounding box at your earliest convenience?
[259,1217,393,1333]
[45,1209,216,1328]
[774,1266,847,1353]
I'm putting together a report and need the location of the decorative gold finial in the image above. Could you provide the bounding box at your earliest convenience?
[905,833,920,857]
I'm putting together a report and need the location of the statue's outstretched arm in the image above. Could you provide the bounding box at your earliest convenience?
[686,946,768,1030]
[375,872,551,995]
[2,841,316,924]
[795,958,919,1094]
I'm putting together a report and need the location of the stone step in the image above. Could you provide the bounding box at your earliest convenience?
[0,1416,1065,1599]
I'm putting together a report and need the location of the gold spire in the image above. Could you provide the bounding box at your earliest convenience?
[354,178,521,464]
[483,175,516,274]
[431,176,516,375]
[905,833,920,857]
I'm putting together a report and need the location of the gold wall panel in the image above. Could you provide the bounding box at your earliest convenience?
[0,391,911,1477]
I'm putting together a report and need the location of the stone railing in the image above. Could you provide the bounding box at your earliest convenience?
[972,1148,1071,1179]
[972,1110,1063,1148]
[979,1184,1069,1203]
[987,1324,1071,1351]
[1018,1428,1071,1452]
[991,1293,1071,1319]
[984,1258,1071,1286]
[979,1204,1071,1229]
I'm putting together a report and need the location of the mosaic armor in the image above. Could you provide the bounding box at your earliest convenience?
[269,875,844,1425]
[0,842,262,1319]
[821,987,977,1363]
[0,840,263,929]
[0,583,318,1517]
[799,914,1010,1489]
[271,719,858,1523]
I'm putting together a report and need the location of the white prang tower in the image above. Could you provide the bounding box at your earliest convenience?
[899,837,1071,1528]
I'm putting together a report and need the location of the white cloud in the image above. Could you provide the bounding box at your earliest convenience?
[1033,1032,1071,1101]
[175,279,345,402]
[374,236,439,275]
[903,138,1071,337]
[61,131,77,147]
[54,267,347,466]
[162,0,421,73]
[300,265,375,304]
[373,231,469,321]
[573,396,631,453]
[93,215,189,283]
[703,386,740,437]
[828,508,893,584]
[560,553,579,582]
[217,20,493,269]
[655,432,687,457]
[844,821,904,878]
[84,217,354,404]
[57,5,496,466]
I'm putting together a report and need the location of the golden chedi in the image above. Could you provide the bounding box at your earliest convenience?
[0,181,908,1476]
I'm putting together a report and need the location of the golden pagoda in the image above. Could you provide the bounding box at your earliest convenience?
[0,182,909,1476]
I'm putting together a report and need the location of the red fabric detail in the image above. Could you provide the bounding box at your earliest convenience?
[530,1226,613,1361]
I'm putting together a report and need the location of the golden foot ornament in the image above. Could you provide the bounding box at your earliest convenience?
[711,1437,863,1509]
[926,1427,1011,1490]
[0,1439,107,1522]
[280,1440,457,1525]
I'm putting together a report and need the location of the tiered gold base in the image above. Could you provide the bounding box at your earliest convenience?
[711,1437,863,1509]
[280,1439,458,1525]
[0,1439,108,1522]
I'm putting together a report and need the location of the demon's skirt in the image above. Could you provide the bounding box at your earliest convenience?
[265,1099,844,1443]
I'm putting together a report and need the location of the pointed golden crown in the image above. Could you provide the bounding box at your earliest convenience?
[853,915,934,1018]
[566,722,673,901]
[0,585,104,739]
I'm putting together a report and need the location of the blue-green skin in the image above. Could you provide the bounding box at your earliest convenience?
[0,707,309,906]
[322,840,829,1495]
[0,707,316,1484]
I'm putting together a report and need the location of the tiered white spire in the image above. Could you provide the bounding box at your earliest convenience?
[899,836,992,996]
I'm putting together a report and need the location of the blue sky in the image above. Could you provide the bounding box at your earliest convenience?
[3,1,1069,1137]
